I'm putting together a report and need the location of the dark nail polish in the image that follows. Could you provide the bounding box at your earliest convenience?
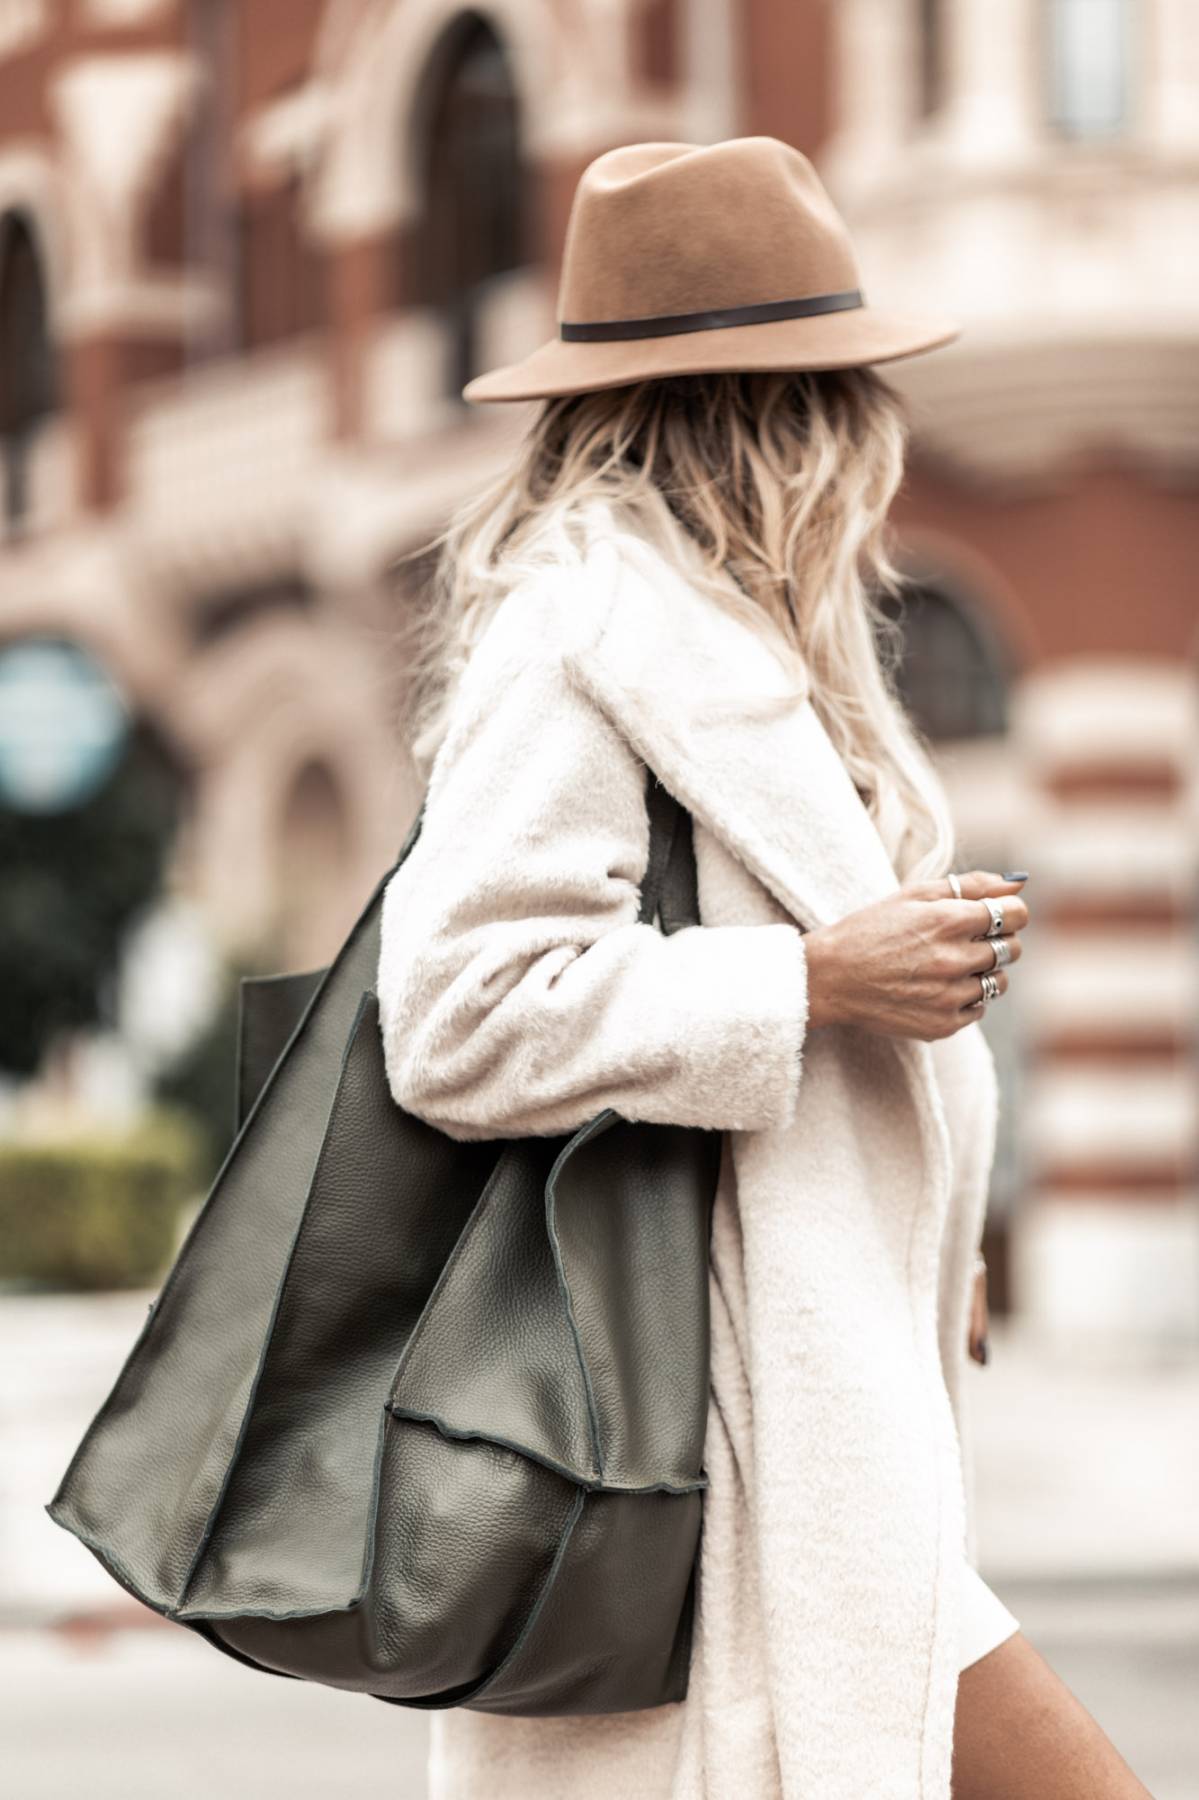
[978,1336,989,1365]
[1001,870,1029,882]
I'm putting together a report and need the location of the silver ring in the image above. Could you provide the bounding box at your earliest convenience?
[981,898,1005,939]
[947,871,962,899]
[978,971,1000,1004]
[991,936,1012,969]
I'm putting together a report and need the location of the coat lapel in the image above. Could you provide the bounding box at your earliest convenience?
[559,520,903,934]
[559,509,957,1318]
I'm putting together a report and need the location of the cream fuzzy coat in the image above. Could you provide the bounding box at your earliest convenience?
[375,503,1000,1799]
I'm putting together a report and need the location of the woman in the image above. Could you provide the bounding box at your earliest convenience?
[377,139,1150,1800]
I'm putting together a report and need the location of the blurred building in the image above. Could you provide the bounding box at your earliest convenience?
[0,0,1195,1342]
[820,0,1199,1348]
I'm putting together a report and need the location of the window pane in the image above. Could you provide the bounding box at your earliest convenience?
[1047,0,1129,137]
[876,585,1008,742]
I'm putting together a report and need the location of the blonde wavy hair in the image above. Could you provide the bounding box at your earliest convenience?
[391,368,955,884]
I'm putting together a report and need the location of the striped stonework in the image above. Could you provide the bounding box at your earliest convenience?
[1011,661,1199,1348]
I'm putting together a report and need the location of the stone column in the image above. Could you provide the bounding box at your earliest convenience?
[823,0,916,194]
[49,51,200,512]
[939,0,1039,160]
[1146,0,1199,153]
[325,230,399,443]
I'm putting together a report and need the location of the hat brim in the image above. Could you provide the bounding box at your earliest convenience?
[461,305,962,403]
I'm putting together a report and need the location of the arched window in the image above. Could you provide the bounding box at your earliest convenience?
[875,581,1009,742]
[411,12,525,400]
[0,211,57,535]
[1045,0,1130,139]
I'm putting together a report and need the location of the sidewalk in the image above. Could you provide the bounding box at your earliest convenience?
[0,1627,430,1800]
[967,1321,1199,1582]
[1,1289,432,1799]
[4,1295,1197,1798]
[967,1322,1199,1797]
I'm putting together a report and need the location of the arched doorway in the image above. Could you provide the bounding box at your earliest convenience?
[276,757,352,965]
[0,210,57,536]
[409,11,525,400]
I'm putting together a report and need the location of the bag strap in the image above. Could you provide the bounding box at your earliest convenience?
[395,795,427,866]
[638,769,699,935]
[398,767,699,934]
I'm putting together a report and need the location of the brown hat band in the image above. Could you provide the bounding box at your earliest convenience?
[559,287,864,343]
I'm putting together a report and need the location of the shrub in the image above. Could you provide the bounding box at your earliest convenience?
[0,1106,205,1291]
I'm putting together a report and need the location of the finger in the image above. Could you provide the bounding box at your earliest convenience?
[909,871,1026,902]
[951,967,1010,1010]
[968,1311,985,1361]
[939,935,1025,978]
[969,1273,989,1348]
[973,894,1029,939]
[952,870,1030,900]
[935,894,1030,938]
[965,934,1024,975]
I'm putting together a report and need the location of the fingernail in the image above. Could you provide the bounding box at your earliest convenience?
[1001,870,1029,882]
[978,1336,989,1365]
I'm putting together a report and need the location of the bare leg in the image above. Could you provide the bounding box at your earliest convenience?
[952,1631,1155,1800]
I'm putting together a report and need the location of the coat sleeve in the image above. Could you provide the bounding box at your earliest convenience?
[375,584,810,1141]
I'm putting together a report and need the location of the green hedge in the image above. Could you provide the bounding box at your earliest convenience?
[0,1107,206,1291]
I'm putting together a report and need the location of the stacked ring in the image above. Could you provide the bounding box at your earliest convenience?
[949,873,1012,1001]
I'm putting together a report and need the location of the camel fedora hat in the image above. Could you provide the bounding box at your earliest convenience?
[462,136,961,404]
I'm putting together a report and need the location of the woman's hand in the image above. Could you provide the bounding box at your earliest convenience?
[802,869,1030,1040]
[968,1260,990,1365]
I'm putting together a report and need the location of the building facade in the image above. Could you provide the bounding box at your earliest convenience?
[0,0,1195,1341]
[821,0,1199,1345]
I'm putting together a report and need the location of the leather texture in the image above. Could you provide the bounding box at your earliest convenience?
[235,965,324,1136]
[46,768,720,1716]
